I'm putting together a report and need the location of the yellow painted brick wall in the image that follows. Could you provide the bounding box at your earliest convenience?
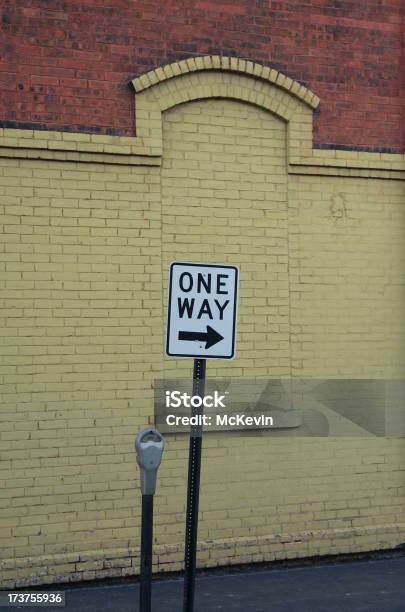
[0,159,164,585]
[288,175,405,377]
[1,95,405,588]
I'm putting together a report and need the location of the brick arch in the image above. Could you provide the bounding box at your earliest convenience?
[132,55,320,110]
[133,57,319,160]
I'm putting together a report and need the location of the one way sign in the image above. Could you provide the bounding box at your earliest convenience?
[166,262,239,359]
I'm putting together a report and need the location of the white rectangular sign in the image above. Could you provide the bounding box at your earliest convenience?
[166,262,238,359]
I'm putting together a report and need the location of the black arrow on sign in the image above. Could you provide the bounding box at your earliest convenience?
[178,325,224,349]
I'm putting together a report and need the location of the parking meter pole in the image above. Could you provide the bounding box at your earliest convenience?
[140,494,153,612]
[135,429,165,612]
[183,358,206,612]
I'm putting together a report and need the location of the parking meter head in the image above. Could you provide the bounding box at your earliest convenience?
[135,428,165,495]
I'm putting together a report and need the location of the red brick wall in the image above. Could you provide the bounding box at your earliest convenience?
[1,0,404,151]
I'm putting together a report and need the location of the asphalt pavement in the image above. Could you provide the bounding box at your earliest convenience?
[2,555,405,612]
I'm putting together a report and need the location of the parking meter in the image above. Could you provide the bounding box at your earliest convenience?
[135,428,165,612]
[135,428,165,495]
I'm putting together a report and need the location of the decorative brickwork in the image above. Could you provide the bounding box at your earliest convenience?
[131,56,320,108]
[1,64,405,177]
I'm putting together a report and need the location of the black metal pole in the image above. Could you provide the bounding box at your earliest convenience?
[183,358,206,612]
[140,493,154,612]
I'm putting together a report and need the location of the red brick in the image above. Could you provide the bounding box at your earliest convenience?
[0,0,403,151]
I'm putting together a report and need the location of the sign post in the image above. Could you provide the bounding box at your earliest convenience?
[166,262,238,612]
[183,357,206,612]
